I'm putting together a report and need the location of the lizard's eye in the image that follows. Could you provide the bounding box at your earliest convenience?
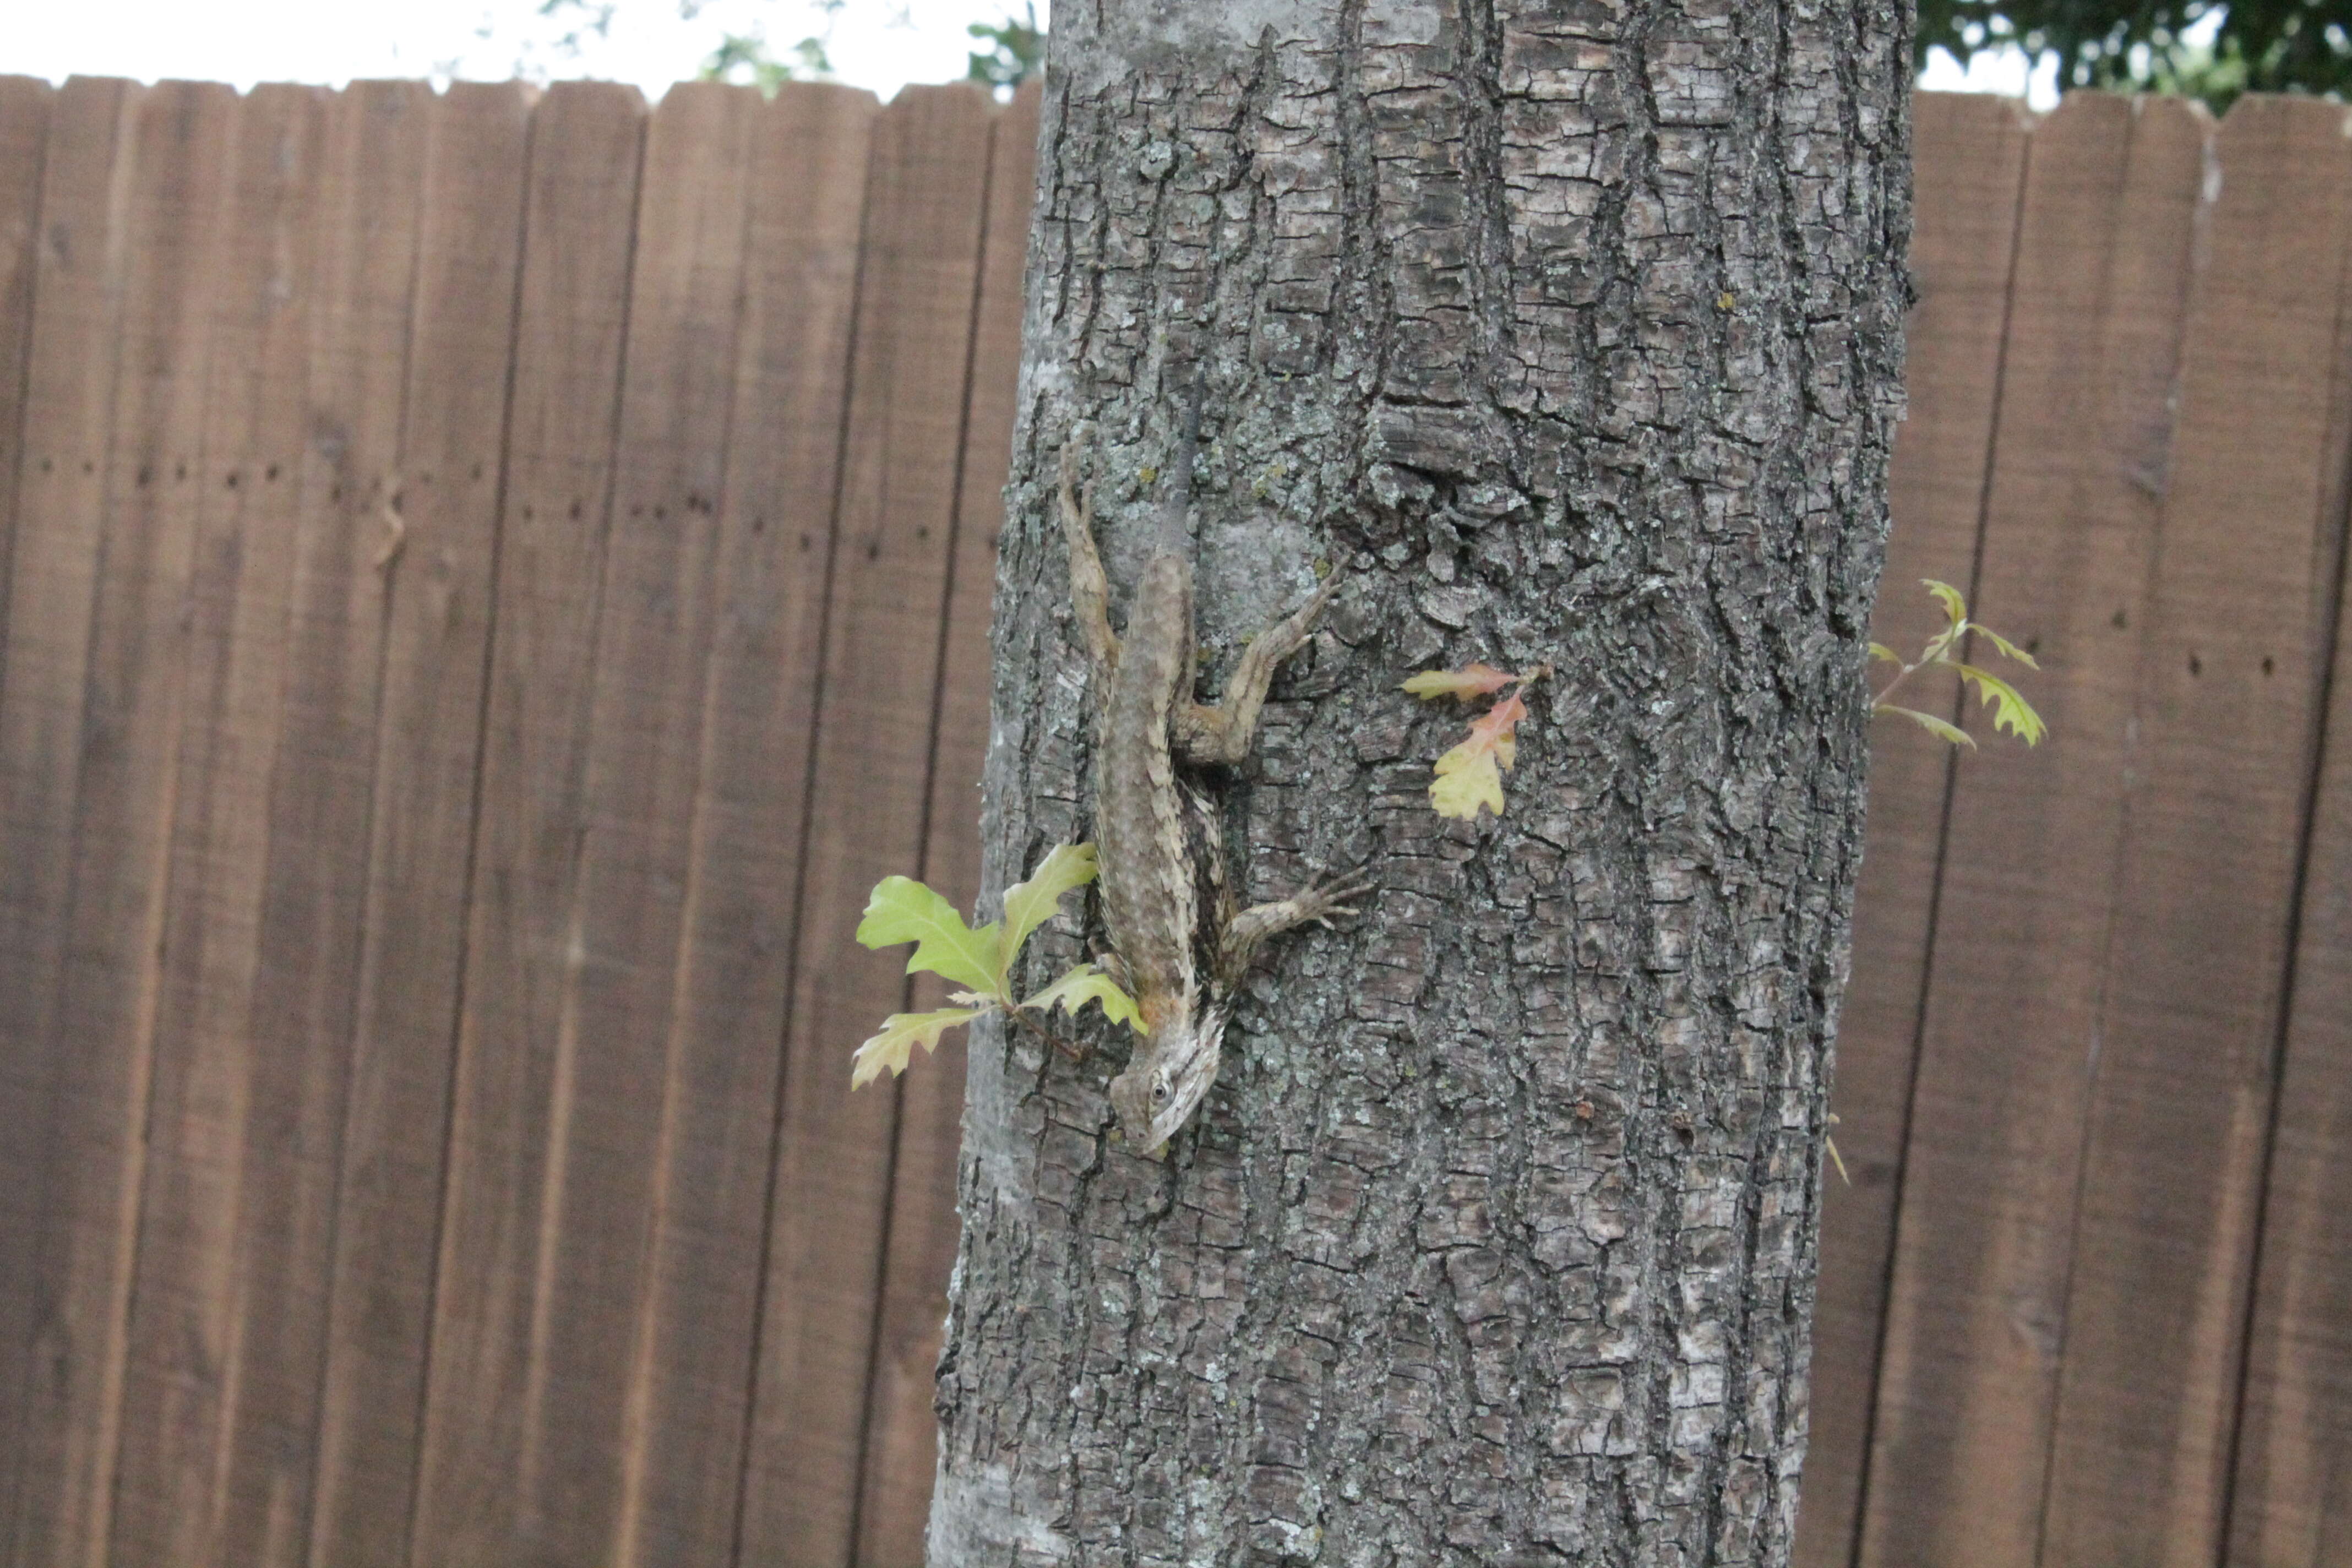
[1151,1080,1170,1104]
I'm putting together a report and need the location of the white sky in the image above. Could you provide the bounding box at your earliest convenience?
[1920,43,2064,109]
[3,0,2061,111]
[1,0,1048,102]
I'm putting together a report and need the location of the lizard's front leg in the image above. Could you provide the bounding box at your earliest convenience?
[1174,570,1342,767]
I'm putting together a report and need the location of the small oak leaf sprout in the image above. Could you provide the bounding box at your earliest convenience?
[1406,662,1550,821]
[1871,579,2047,750]
[850,842,1141,1087]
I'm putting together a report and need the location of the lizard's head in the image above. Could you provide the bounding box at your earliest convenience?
[1108,1001,1228,1155]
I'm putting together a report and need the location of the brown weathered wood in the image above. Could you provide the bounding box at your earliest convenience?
[401,80,644,1568]
[2229,371,2352,1566]
[111,80,331,1568]
[415,80,757,1566]
[853,80,1041,1568]
[0,75,208,1568]
[0,77,52,633]
[0,66,60,1551]
[606,80,874,1566]
[738,82,997,1566]
[1794,90,2029,1568]
[178,80,430,1568]
[2039,94,2352,1568]
[1854,94,2211,1568]
[306,80,530,1568]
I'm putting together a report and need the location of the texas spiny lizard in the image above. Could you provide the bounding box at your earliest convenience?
[1059,399,1367,1152]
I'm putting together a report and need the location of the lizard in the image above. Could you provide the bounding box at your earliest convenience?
[1057,396,1368,1153]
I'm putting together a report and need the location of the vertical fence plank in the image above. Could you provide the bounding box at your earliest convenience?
[309,80,532,1568]
[738,82,998,1567]
[341,79,545,1568]
[1794,91,2028,1568]
[853,80,1039,1568]
[0,67,63,1554]
[606,80,876,1567]
[185,80,431,1568]
[2229,408,2352,1565]
[0,92,56,1488]
[2039,95,2352,1568]
[0,77,52,622]
[518,77,755,1565]
[416,80,757,1566]
[1854,94,2211,1568]
[403,81,643,1568]
[111,80,330,1568]
[0,76,210,1568]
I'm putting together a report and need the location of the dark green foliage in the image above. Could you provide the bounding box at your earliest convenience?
[699,29,832,91]
[965,3,1045,93]
[1921,0,2352,109]
[695,0,841,92]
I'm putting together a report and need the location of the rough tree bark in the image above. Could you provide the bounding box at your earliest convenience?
[930,0,1910,1561]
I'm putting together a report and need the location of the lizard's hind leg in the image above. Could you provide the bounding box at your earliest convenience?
[1060,441,1120,677]
[1217,864,1375,981]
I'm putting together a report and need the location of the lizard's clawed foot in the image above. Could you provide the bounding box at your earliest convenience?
[1220,859,1381,976]
[1297,863,1379,926]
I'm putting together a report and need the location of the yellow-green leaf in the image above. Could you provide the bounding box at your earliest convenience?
[1953,664,2048,745]
[856,875,1004,997]
[1972,624,2040,669]
[1430,739,1507,819]
[998,842,1098,971]
[1876,703,1977,749]
[1869,641,1904,665]
[850,1006,988,1088]
[1923,578,1968,633]
[1020,961,1144,1033]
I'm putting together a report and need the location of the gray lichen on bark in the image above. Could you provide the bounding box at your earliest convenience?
[932,0,1909,1561]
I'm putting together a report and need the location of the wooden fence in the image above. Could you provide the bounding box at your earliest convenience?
[0,72,2344,1568]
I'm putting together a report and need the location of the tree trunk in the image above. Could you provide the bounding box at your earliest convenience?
[930,0,1910,1561]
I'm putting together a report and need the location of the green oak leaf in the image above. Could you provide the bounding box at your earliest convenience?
[1021,961,1144,1033]
[1954,665,2048,745]
[1971,625,2040,669]
[856,875,1004,997]
[999,842,1098,971]
[1923,578,1968,633]
[851,1006,989,1088]
[1877,703,1977,749]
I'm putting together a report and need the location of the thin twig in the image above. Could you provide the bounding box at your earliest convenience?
[1006,1004,1085,1061]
